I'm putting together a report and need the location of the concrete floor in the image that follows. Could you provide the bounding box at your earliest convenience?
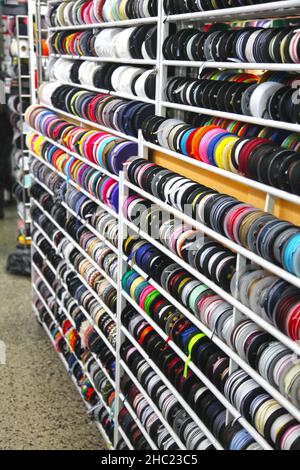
[0,207,105,450]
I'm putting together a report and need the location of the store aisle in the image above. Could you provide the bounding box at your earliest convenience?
[0,208,104,450]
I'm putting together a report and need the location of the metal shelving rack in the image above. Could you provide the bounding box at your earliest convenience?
[29,0,300,451]
[14,14,31,240]
[10,1,45,241]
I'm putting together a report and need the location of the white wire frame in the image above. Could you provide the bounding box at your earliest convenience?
[33,197,117,289]
[32,197,180,451]
[28,138,300,448]
[123,215,300,357]
[32,224,117,353]
[48,16,158,31]
[118,387,158,450]
[32,264,114,416]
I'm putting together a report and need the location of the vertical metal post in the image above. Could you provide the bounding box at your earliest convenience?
[113,170,128,448]
[155,0,168,116]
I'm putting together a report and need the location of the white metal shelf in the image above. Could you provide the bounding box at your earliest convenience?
[93,416,114,449]
[30,173,54,196]
[124,218,300,357]
[50,80,155,105]
[32,240,57,276]
[121,325,223,449]
[32,261,57,298]
[30,130,190,449]
[123,249,300,421]
[29,0,300,451]
[29,0,117,447]
[33,238,87,330]
[79,298,117,356]
[33,284,88,381]
[164,0,300,23]
[32,282,59,326]
[39,102,138,144]
[162,100,300,134]
[32,305,64,358]
[32,220,55,249]
[59,298,77,329]
[124,179,300,291]
[32,264,77,330]
[32,222,117,354]
[121,290,272,450]
[34,282,77,352]
[14,13,33,237]
[29,150,119,219]
[143,140,300,207]
[48,16,158,31]
[49,53,157,66]
[162,60,300,72]
[33,303,77,377]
